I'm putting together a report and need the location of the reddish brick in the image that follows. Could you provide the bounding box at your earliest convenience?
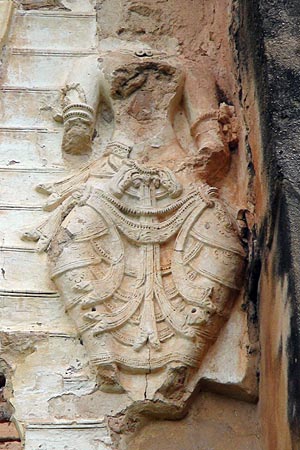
[0,443,22,450]
[0,423,20,441]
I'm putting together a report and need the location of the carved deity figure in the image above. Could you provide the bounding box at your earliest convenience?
[23,48,244,400]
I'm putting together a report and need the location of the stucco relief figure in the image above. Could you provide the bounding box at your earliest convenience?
[23,48,244,401]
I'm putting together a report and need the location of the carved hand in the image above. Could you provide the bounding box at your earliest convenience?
[62,119,94,155]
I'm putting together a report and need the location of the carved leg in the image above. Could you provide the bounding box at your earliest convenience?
[96,363,125,394]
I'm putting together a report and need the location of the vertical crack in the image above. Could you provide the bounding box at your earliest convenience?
[144,347,151,399]
[144,372,148,400]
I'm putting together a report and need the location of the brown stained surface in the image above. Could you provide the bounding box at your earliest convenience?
[259,237,292,449]
[129,392,261,450]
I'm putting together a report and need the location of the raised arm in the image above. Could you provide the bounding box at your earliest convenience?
[183,63,235,182]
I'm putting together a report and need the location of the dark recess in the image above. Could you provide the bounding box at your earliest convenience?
[236,0,300,445]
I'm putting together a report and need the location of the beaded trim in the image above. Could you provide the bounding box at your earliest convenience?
[63,103,95,124]
[105,142,132,158]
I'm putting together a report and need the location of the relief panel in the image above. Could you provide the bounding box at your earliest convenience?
[22,47,246,411]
